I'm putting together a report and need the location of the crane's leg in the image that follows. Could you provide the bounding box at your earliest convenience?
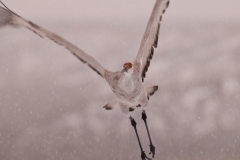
[142,110,155,158]
[129,116,151,160]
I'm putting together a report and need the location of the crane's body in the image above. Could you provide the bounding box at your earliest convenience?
[104,65,157,114]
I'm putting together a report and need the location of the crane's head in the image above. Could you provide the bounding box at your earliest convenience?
[123,62,132,72]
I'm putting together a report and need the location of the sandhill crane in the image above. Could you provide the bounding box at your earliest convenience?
[0,0,170,159]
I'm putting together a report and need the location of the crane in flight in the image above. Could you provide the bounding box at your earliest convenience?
[0,0,170,159]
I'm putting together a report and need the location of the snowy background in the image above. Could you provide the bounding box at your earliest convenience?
[0,0,240,159]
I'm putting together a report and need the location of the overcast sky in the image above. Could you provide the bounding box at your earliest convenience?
[2,0,240,21]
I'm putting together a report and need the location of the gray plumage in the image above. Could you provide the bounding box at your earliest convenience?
[0,0,170,115]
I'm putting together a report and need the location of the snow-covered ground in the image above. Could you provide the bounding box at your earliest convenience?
[0,0,240,159]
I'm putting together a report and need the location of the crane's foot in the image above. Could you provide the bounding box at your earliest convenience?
[149,143,155,158]
[141,151,151,160]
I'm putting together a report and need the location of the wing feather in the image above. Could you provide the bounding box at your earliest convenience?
[0,5,106,77]
[134,0,170,81]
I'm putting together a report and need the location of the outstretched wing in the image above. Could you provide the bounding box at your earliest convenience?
[134,0,170,81]
[0,4,106,77]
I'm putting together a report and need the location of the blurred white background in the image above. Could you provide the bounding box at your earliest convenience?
[0,0,240,160]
